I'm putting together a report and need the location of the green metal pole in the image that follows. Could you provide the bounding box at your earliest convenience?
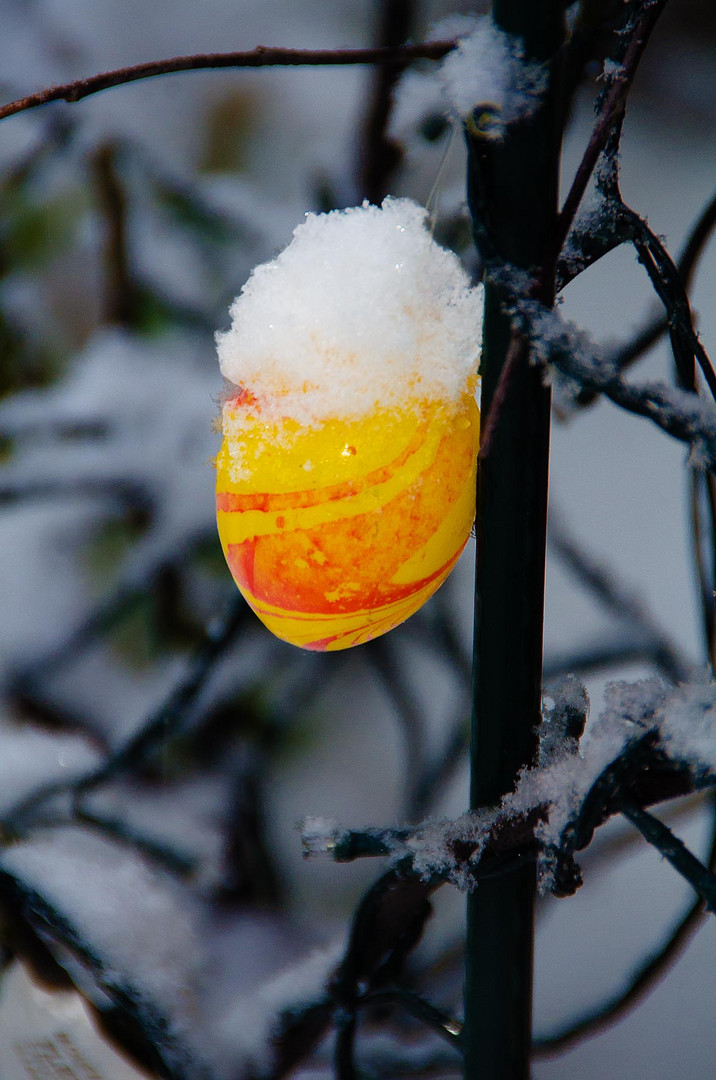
[464,4,564,1079]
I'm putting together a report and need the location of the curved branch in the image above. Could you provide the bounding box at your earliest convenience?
[4,593,249,832]
[0,42,455,124]
[625,209,716,399]
[533,793,716,1057]
[622,802,716,911]
[534,900,707,1056]
[544,0,669,277]
[576,189,716,403]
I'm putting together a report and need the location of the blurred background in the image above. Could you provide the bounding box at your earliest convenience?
[0,1,714,1078]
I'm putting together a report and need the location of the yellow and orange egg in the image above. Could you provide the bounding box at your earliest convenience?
[216,387,479,650]
[215,198,482,650]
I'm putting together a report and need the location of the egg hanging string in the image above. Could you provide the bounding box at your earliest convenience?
[426,123,459,240]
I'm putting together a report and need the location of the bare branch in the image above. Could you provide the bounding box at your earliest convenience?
[535,794,716,1056]
[356,0,418,203]
[4,594,249,832]
[361,986,463,1049]
[548,509,691,683]
[574,188,716,399]
[0,42,455,124]
[622,802,716,912]
[478,329,527,461]
[625,209,716,399]
[91,143,142,326]
[545,0,669,277]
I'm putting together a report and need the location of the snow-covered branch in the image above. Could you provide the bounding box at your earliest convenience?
[303,678,716,901]
[517,300,716,468]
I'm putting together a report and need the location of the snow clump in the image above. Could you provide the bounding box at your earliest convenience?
[216,197,482,425]
[440,18,549,129]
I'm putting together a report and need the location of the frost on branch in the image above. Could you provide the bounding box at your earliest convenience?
[657,680,716,778]
[309,679,716,899]
[539,674,589,765]
[510,298,716,462]
[440,18,548,133]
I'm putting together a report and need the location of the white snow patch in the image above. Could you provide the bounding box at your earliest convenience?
[540,673,589,763]
[300,815,341,855]
[217,197,482,425]
[440,18,548,128]
[407,810,492,890]
[656,679,716,776]
[335,677,715,896]
[601,58,626,82]
[210,941,341,1078]
[0,827,204,1035]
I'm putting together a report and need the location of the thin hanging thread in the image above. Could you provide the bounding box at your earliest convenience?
[427,124,458,238]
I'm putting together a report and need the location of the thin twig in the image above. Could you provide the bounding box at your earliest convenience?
[677,188,716,293]
[545,0,669,277]
[477,329,526,461]
[690,470,716,669]
[548,509,690,684]
[576,188,716,400]
[361,986,463,1049]
[622,802,716,912]
[91,143,141,326]
[0,42,455,124]
[625,210,716,399]
[74,806,198,879]
[534,793,716,1057]
[357,0,417,203]
[535,903,707,1057]
[4,595,247,830]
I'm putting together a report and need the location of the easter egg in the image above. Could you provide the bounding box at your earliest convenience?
[216,389,479,650]
[215,197,483,651]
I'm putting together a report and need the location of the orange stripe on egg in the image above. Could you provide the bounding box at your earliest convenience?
[226,529,463,616]
[237,544,463,650]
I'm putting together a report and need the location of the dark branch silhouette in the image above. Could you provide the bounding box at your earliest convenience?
[0,41,455,123]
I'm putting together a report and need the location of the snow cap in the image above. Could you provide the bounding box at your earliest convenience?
[217,197,482,424]
[440,18,548,129]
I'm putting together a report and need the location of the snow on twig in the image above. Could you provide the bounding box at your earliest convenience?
[440,17,548,133]
[515,300,716,469]
[302,678,716,900]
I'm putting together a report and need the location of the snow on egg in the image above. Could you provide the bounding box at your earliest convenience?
[215,198,483,651]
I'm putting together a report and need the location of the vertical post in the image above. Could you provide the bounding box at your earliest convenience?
[464,3,564,1079]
